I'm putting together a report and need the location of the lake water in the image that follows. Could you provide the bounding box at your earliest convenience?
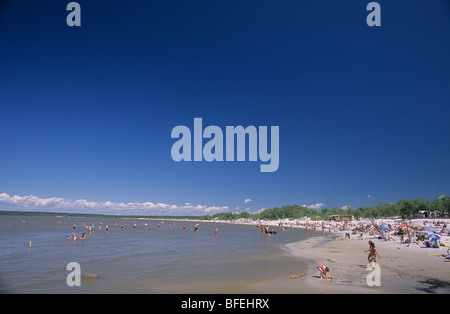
[0,215,318,293]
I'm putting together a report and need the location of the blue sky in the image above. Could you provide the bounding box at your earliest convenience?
[0,0,449,215]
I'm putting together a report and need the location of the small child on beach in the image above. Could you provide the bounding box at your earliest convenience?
[317,265,330,279]
[365,240,382,268]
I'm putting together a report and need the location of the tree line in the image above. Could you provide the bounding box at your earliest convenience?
[200,196,450,221]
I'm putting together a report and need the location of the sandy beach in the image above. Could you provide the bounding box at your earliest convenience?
[283,219,450,294]
[199,217,449,293]
[220,216,450,293]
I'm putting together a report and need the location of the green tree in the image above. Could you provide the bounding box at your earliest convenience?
[398,199,415,218]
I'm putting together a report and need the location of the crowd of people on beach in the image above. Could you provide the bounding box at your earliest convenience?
[258,217,450,245]
[350,219,449,248]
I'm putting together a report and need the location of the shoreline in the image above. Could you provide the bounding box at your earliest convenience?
[191,217,450,294]
[285,230,450,294]
[2,213,450,293]
[214,217,450,293]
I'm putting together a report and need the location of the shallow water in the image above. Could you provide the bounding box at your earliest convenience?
[0,215,317,293]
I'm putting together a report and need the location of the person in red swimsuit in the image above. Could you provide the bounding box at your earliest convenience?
[317,265,330,279]
[365,240,382,268]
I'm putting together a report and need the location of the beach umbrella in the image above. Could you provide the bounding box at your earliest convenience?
[380,225,389,230]
[428,233,441,240]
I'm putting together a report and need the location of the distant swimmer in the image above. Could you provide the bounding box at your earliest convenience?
[133,222,136,230]
[121,224,124,230]
[81,233,86,240]
[215,228,218,235]
[105,224,109,233]
[194,224,199,232]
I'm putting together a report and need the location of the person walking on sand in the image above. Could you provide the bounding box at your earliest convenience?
[365,240,382,268]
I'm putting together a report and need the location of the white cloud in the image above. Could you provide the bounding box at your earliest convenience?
[253,208,265,214]
[0,192,229,216]
[244,198,252,203]
[303,203,325,210]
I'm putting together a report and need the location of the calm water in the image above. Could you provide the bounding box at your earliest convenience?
[0,215,317,293]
